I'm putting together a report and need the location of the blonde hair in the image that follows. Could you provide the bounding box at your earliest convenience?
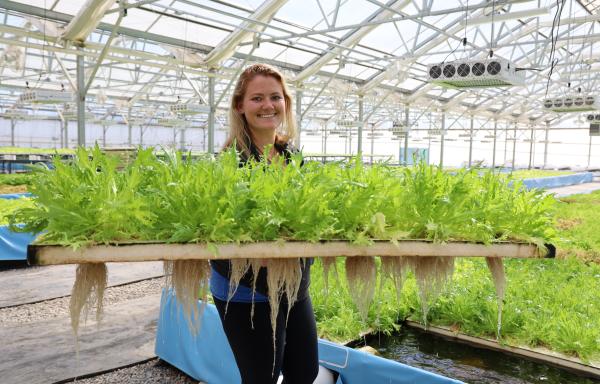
[224,63,297,158]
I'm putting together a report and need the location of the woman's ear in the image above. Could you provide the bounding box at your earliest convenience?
[236,102,244,115]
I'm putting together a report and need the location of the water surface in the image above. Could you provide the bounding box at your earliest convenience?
[363,327,599,384]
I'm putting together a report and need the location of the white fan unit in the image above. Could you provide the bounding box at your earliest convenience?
[158,118,186,127]
[427,58,525,88]
[2,109,28,119]
[128,118,145,126]
[19,90,73,104]
[390,120,408,135]
[169,103,210,115]
[336,119,361,127]
[544,95,599,112]
[585,113,600,122]
[63,111,94,120]
[303,130,321,136]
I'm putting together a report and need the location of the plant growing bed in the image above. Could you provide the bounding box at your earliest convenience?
[11,146,557,341]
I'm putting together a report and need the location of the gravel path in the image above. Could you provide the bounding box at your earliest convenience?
[1,275,204,383]
[0,277,164,324]
[62,358,201,384]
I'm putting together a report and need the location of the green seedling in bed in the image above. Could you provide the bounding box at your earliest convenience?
[10,146,556,248]
[312,257,600,363]
[0,197,33,225]
[9,146,558,348]
[553,190,600,262]
[0,173,34,186]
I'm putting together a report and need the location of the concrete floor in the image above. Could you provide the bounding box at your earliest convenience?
[545,182,600,198]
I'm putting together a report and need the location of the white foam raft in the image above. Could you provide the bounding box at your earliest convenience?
[26,240,555,265]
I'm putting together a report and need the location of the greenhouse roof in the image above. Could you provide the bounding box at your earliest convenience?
[0,0,599,128]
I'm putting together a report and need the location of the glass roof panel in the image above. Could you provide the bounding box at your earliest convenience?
[276,0,329,29]
[146,17,229,47]
[270,46,319,67]
[320,62,378,81]
[387,77,422,91]
[1,0,598,127]
[333,0,381,28]
[219,0,263,11]
[10,0,49,8]
[114,8,161,32]
[358,21,412,56]
[52,1,87,15]
[165,1,250,31]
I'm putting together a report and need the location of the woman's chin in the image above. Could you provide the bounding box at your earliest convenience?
[251,125,279,133]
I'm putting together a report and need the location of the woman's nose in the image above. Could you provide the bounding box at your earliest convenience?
[261,99,274,109]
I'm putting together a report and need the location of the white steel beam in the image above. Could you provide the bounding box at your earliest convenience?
[160,44,204,68]
[203,0,288,68]
[52,52,77,92]
[360,1,490,93]
[61,0,117,45]
[127,68,169,106]
[84,10,124,95]
[23,15,62,38]
[294,0,411,82]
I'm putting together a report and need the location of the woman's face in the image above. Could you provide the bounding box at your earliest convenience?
[237,75,285,135]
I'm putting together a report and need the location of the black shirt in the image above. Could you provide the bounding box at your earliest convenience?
[210,141,312,301]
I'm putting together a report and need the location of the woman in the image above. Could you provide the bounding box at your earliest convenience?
[209,63,319,384]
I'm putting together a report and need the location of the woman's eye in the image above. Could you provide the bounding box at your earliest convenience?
[252,97,262,102]
[272,95,283,101]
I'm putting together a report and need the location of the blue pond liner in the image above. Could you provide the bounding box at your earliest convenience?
[0,225,36,261]
[155,291,463,384]
[520,172,594,190]
[0,192,32,200]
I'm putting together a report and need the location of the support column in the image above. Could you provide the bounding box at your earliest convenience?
[503,121,508,165]
[468,114,474,167]
[348,125,353,155]
[10,119,15,147]
[588,135,593,169]
[322,124,327,157]
[427,136,432,165]
[76,47,85,147]
[127,108,132,146]
[208,71,215,154]
[492,119,498,170]
[180,128,186,151]
[512,121,517,170]
[357,95,363,156]
[60,120,64,148]
[64,120,69,149]
[139,126,143,146]
[403,105,409,165]
[103,125,107,147]
[543,121,549,169]
[370,124,375,164]
[296,88,303,149]
[528,123,535,170]
[439,111,445,168]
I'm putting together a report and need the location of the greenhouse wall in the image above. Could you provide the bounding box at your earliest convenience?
[1,116,598,169]
[0,118,227,152]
